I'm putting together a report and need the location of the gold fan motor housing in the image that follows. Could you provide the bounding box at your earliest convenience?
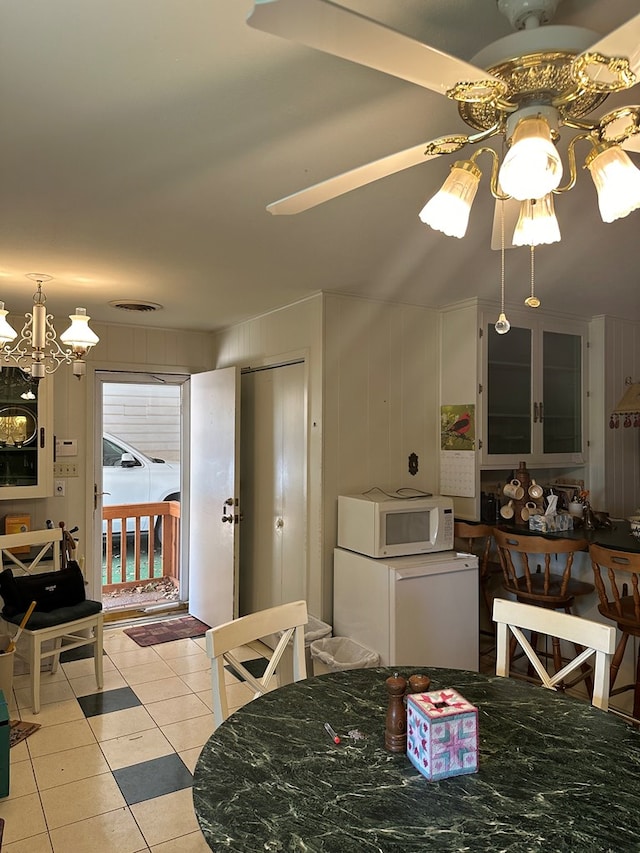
[458,48,610,132]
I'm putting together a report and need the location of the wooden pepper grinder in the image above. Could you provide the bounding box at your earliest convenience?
[385,672,407,753]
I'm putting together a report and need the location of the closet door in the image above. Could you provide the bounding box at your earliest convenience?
[240,360,306,615]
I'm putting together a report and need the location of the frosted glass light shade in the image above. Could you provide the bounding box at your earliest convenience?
[60,308,100,353]
[498,116,563,201]
[512,194,561,246]
[586,144,640,223]
[419,160,481,238]
[0,302,17,344]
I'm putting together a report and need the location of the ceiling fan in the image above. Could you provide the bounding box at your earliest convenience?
[247,0,640,249]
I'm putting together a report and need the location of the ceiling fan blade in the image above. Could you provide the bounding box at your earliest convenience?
[490,198,520,251]
[266,140,448,215]
[248,0,503,99]
[573,11,640,91]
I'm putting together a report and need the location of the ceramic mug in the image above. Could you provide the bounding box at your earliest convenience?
[503,479,524,501]
[528,480,543,499]
[500,500,514,519]
[568,501,584,518]
[521,501,537,522]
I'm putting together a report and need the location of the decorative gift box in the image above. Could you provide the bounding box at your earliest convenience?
[406,689,478,781]
[528,512,574,532]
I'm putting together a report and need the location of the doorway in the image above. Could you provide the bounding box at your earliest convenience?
[95,372,186,618]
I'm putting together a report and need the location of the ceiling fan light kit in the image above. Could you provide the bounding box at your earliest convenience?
[418,160,481,238]
[497,113,563,200]
[512,194,561,246]
[248,0,640,328]
[585,143,640,223]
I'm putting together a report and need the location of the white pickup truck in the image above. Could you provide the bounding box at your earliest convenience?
[102,433,181,533]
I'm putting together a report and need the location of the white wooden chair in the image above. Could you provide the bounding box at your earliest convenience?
[206,600,308,729]
[493,598,616,710]
[0,527,62,574]
[0,528,103,714]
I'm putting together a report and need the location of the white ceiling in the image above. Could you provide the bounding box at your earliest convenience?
[0,0,638,332]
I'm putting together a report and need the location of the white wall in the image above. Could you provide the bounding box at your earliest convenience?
[591,315,640,517]
[213,291,441,621]
[322,294,440,618]
[103,383,181,462]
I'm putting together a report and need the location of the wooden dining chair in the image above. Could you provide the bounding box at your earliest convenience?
[493,598,616,710]
[494,528,592,613]
[493,528,594,688]
[454,521,500,633]
[589,544,640,721]
[206,599,308,729]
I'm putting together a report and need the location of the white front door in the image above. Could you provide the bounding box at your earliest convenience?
[188,366,240,627]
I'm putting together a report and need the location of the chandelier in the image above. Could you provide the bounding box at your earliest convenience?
[0,274,99,380]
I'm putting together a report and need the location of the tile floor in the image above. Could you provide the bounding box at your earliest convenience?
[0,623,269,852]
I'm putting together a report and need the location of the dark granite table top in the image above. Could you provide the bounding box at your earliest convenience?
[192,666,640,852]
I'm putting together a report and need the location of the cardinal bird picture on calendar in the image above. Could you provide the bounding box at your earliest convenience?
[441,405,476,452]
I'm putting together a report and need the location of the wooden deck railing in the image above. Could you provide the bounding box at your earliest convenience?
[102,501,180,593]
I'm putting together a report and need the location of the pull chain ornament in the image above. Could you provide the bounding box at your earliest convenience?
[495,199,511,334]
[524,245,541,308]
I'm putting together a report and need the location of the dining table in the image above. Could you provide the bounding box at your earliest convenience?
[192,666,640,852]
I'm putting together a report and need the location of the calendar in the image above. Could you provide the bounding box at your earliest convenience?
[440,450,476,498]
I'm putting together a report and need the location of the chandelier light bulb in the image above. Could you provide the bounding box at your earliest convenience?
[419,160,481,238]
[495,312,511,335]
[498,116,563,201]
[512,194,561,246]
[586,143,640,223]
[0,302,17,345]
[60,308,100,352]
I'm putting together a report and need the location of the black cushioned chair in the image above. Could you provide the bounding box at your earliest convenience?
[0,529,103,714]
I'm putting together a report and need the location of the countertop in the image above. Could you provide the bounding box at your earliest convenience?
[193,666,640,852]
[494,518,640,553]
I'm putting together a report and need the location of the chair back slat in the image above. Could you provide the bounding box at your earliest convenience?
[493,598,615,710]
[493,528,589,606]
[206,600,308,730]
[590,544,640,623]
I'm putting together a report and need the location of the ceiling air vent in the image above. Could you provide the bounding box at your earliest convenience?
[109,300,163,313]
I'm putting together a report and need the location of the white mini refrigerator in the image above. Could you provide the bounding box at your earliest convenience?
[333,548,479,671]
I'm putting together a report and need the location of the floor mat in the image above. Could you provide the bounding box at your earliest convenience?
[10,720,41,748]
[123,615,210,646]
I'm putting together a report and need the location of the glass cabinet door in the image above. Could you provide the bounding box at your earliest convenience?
[486,325,532,456]
[0,367,51,495]
[542,330,582,455]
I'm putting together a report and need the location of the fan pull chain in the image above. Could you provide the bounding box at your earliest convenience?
[495,200,510,334]
[524,245,540,308]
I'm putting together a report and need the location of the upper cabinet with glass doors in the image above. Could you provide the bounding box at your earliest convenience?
[482,312,586,466]
[0,367,53,498]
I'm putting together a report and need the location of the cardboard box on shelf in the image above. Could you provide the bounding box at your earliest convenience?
[3,514,31,554]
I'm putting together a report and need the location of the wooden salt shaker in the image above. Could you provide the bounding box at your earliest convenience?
[408,673,430,695]
[385,672,407,753]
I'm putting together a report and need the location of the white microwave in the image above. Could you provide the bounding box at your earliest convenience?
[337,493,454,558]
